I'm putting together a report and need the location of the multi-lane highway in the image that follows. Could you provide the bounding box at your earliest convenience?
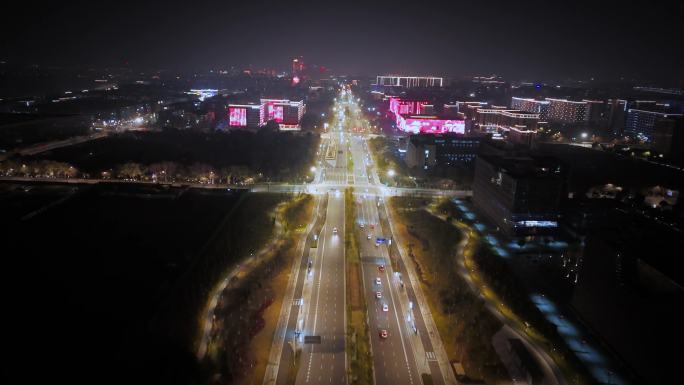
[264,87,455,385]
[264,94,351,385]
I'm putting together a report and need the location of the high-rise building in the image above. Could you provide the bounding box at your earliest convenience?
[292,57,305,76]
[473,154,565,236]
[388,97,465,134]
[651,117,684,158]
[227,103,261,128]
[546,98,590,123]
[472,108,540,146]
[389,97,429,115]
[625,109,682,142]
[606,99,628,136]
[513,97,603,125]
[511,97,550,119]
[584,100,605,125]
[259,99,306,130]
[376,75,443,88]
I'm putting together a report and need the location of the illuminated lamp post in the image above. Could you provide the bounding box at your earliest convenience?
[387,169,396,186]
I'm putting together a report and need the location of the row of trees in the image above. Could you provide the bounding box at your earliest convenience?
[109,162,254,185]
[14,129,319,183]
[0,158,256,185]
[0,159,78,178]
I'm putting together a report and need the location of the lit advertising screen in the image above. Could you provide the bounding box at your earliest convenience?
[389,97,400,114]
[267,104,284,123]
[229,107,247,126]
[400,117,465,134]
[389,97,427,115]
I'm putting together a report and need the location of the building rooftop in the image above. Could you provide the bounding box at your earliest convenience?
[479,153,565,179]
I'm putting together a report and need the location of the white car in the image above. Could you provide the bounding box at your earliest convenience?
[375,291,382,299]
[382,303,389,312]
[367,234,372,240]
[375,277,382,285]
[360,223,365,229]
[332,227,338,234]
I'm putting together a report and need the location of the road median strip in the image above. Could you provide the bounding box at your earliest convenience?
[345,187,374,385]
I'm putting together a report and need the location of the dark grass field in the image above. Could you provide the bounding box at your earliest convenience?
[0,182,286,385]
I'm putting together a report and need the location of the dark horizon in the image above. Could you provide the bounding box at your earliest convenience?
[2,0,683,84]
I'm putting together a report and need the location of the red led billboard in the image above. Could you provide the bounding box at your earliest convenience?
[229,107,247,126]
[398,116,465,134]
[388,97,428,115]
[266,103,284,123]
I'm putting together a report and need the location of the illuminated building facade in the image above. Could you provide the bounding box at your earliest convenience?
[186,89,218,102]
[546,98,590,123]
[473,108,540,146]
[511,97,550,119]
[625,109,682,142]
[396,115,466,134]
[513,97,604,125]
[227,99,305,130]
[473,155,565,236]
[259,99,306,130]
[389,97,465,134]
[227,104,260,128]
[389,97,429,115]
[376,75,443,88]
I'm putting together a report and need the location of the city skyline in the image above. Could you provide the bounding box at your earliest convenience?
[2,2,683,385]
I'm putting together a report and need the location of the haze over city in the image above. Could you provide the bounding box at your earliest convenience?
[3,0,683,82]
[2,2,683,385]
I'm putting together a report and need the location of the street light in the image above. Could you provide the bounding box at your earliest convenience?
[310,166,317,173]
[388,169,395,177]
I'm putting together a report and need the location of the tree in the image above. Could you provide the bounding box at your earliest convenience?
[188,163,214,183]
[117,162,145,180]
[262,120,279,132]
[149,161,178,182]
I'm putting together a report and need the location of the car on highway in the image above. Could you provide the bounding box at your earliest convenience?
[375,291,382,299]
[367,234,372,240]
[379,329,388,339]
[375,277,381,285]
[382,303,389,312]
[360,223,364,228]
[332,227,338,234]
[378,264,385,272]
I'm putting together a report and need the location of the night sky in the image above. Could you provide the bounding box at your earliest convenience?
[3,0,683,82]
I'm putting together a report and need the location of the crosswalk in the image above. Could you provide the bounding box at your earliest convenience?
[293,298,303,306]
[425,351,437,361]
